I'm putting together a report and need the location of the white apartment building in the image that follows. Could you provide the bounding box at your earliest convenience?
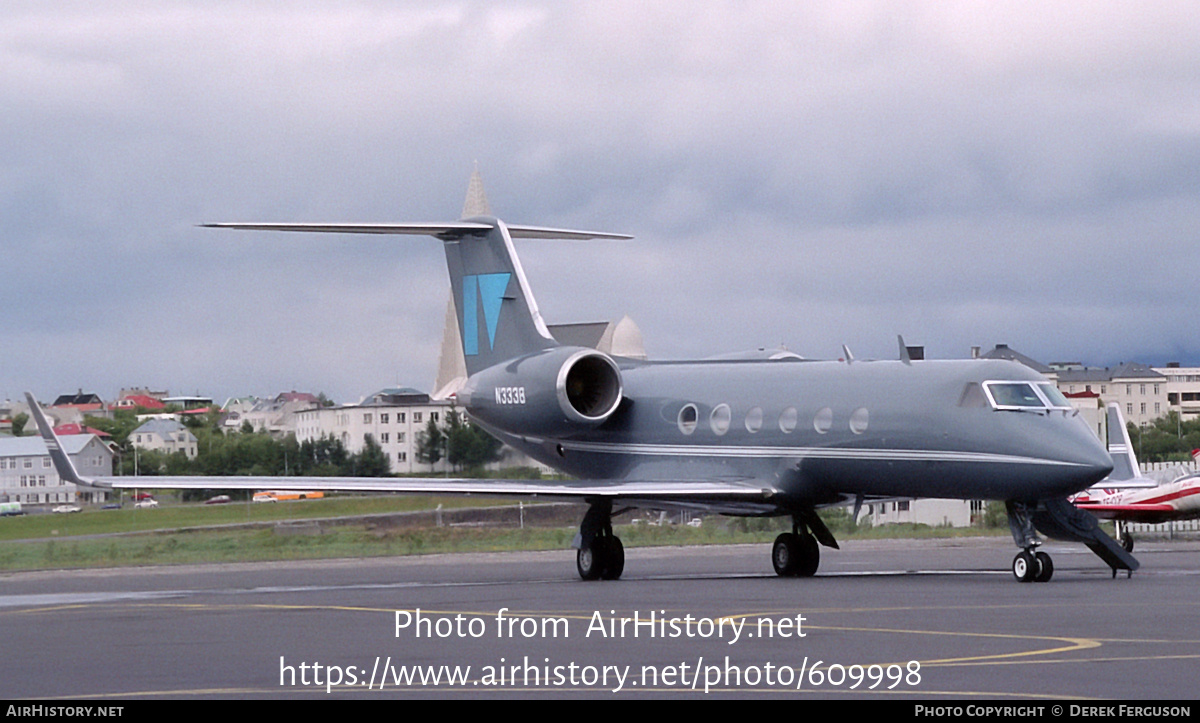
[1157,364,1200,422]
[1055,362,1167,428]
[0,435,113,505]
[294,388,454,474]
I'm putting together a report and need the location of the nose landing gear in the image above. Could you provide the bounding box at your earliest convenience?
[1012,547,1054,583]
[1007,498,1137,582]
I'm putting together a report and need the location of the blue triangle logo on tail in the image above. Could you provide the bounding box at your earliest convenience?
[462,272,511,356]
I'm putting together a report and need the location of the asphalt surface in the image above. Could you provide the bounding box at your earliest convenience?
[2,536,1198,700]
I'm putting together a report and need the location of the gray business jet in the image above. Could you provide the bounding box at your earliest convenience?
[27,181,1136,583]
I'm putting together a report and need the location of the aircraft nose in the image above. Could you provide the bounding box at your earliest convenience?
[1066,424,1114,489]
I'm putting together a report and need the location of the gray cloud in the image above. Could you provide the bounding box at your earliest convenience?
[4,1,1200,404]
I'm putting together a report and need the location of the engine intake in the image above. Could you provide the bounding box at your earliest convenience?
[557,349,623,424]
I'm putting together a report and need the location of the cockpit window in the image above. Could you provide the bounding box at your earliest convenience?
[984,382,1045,409]
[983,381,1072,411]
[1036,383,1073,409]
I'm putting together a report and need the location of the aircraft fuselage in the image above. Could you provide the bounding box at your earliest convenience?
[464,355,1114,513]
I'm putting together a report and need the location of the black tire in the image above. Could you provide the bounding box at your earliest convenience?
[1122,535,1134,553]
[577,539,605,581]
[1012,550,1038,582]
[797,533,820,577]
[772,533,800,576]
[600,537,624,580]
[1034,551,1054,583]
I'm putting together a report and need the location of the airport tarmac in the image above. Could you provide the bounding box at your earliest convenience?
[2,536,1198,699]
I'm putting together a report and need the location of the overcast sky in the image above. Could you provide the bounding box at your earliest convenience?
[5,1,1200,406]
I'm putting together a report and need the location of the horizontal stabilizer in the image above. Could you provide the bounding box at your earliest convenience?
[201,221,632,241]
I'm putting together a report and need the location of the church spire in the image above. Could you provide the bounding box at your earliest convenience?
[460,163,491,219]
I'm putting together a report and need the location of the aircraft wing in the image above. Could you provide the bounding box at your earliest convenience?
[26,394,775,512]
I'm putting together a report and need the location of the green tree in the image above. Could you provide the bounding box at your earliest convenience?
[1127,413,1200,463]
[444,408,502,471]
[415,418,445,466]
[349,434,391,477]
[10,413,28,437]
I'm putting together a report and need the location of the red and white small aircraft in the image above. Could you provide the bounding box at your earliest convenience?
[1072,404,1200,552]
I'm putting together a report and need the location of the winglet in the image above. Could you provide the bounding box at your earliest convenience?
[24,392,101,488]
[898,335,911,365]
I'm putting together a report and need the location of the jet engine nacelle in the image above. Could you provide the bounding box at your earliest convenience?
[461,346,624,435]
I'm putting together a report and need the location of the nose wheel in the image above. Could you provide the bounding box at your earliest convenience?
[1012,548,1053,583]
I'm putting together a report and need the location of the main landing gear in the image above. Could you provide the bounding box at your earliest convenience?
[573,502,624,581]
[1115,521,1135,553]
[772,530,819,577]
[772,511,838,577]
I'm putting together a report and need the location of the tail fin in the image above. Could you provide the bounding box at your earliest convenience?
[1098,403,1158,488]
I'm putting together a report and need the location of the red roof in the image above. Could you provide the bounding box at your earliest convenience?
[110,394,166,410]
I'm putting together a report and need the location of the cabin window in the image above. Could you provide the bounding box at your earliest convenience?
[678,404,698,435]
[849,407,869,435]
[745,407,763,433]
[779,407,798,433]
[709,404,731,436]
[813,407,833,434]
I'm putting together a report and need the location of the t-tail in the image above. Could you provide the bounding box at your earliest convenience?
[202,173,631,376]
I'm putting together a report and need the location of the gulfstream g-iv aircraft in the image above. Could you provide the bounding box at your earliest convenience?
[28,179,1136,583]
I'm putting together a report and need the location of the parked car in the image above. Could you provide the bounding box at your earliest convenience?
[132,492,154,501]
[101,503,122,510]
[52,505,82,514]
[134,499,159,509]
[205,495,232,505]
